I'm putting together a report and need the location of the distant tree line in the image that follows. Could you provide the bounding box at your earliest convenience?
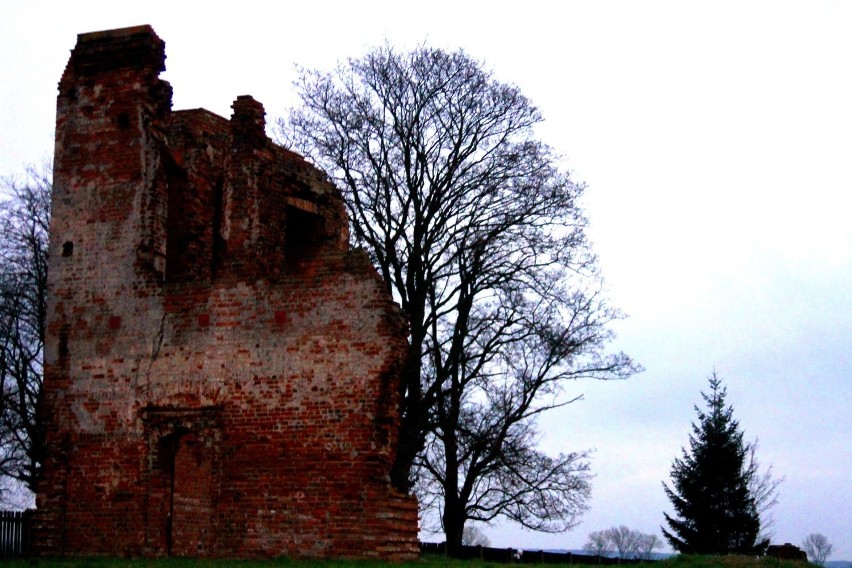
[584,525,662,560]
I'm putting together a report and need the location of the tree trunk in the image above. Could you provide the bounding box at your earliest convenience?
[443,496,465,557]
[442,402,465,557]
[389,345,424,492]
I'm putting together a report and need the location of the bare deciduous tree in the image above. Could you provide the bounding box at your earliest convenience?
[608,525,641,559]
[284,44,638,554]
[636,532,663,560]
[461,524,490,547]
[745,439,783,542]
[586,526,661,560]
[802,533,833,566]
[584,529,614,557]
[0,164,51,496]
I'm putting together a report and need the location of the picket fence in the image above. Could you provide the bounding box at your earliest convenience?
[0,510,31,558]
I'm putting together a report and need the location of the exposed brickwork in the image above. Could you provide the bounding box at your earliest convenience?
[33,25,418,560]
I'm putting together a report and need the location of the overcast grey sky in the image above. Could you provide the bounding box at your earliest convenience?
[2,0,850,559]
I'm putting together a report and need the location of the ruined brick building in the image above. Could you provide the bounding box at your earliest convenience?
[33,25,418,559]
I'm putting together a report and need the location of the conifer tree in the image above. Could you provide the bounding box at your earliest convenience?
[662,373,769,555]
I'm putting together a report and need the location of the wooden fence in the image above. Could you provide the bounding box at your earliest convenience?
[1,517,655,562]
[421,542,654,564]
[0,510,31,558]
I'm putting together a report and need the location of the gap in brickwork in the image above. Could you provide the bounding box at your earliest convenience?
[211,176,225,279]
[284,205,324,274]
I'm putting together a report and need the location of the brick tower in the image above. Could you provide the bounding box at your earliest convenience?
[33,25,418,559]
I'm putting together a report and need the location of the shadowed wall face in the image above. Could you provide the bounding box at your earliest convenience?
[33,25,417,560]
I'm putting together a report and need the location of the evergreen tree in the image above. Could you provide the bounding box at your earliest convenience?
[662,373,769,555]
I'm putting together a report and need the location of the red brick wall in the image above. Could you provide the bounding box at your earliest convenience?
[33,25,418,560]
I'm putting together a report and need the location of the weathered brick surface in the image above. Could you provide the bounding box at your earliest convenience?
[33,25,418,560]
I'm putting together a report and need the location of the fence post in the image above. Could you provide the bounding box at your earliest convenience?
[22,510,29,558]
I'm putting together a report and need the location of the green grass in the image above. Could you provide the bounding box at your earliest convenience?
[0,558,442,568]
[660,555,811,568]
[1,556,813,568]
[0,558,503,568]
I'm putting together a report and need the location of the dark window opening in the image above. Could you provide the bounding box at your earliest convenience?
[117,112,131,130]
[284,206,325,273]
[211,177,225,278]
[62,241,74,257]
[59,329,69,360]
[164,161,191,283]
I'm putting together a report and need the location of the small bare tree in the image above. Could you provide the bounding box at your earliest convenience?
[745,439,783,541]
[802,533,833,566]
[584,529,614,557]
[461,524,490,547]
[586,526,661,560]
[608,525,641,559]
[636,533,662,560]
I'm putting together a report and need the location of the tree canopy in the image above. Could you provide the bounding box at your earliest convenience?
[803,533,833,566]
[0,165,50,496]
[662,372,770,555]
[284,44,638,552]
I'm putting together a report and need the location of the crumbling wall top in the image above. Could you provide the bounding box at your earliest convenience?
[68,25,165,77]
[231,95,267,150]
